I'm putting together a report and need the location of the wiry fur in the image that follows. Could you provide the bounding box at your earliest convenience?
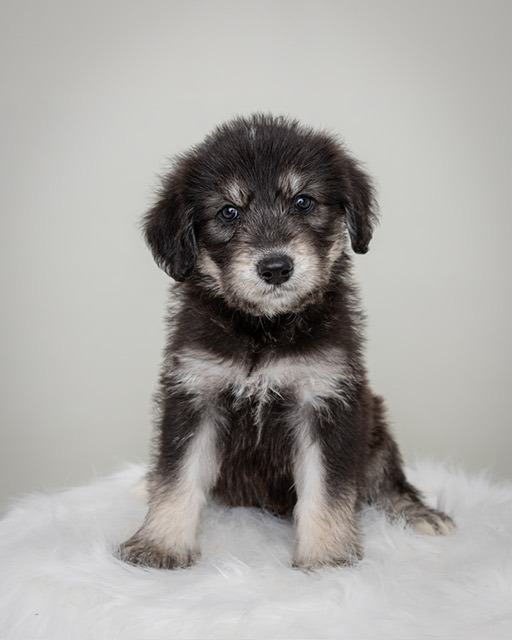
[118,114,454,570]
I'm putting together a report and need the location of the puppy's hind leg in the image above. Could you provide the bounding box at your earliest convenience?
[364,395,455,536]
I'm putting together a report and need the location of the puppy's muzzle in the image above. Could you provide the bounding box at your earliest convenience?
[257,254,294,285]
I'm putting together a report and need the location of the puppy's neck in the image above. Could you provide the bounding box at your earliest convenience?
[182,260,363,355]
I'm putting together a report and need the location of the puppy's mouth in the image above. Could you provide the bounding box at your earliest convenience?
[218,244,322,316]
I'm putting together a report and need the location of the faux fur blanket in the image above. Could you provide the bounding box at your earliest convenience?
[1,462,511,639]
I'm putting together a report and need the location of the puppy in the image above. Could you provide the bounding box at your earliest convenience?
[119,114,454,570]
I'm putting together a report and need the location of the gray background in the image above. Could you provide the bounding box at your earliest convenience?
[1,0,511,507]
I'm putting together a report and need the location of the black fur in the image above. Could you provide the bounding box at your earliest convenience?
[119,114,454,570]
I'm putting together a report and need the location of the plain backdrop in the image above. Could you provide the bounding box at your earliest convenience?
[1,0,511,507]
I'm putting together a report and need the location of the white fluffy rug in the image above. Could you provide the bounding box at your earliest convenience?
[1,462,512,640]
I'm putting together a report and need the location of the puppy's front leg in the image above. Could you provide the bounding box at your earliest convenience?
[118,401,221,569]
[292,402,363,570]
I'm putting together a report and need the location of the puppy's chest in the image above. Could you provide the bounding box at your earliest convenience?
[171,346,354,407]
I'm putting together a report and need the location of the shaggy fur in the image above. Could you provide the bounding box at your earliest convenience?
[1,463,511,640]
[119,114,454,570]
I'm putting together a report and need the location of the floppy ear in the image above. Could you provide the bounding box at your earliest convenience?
[142,173,197,281]
[342,156,378,254]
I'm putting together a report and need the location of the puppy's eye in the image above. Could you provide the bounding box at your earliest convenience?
[218,205,240,222]
[294,194,315,213]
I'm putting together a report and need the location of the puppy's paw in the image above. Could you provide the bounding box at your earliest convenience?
[407,507,455,536]
[117,535,200,569]
[292,544,363,571]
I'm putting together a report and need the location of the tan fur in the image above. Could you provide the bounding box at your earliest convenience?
[292,432,362,569]
[119,420,220,568]
[223,239,323,316]
[173,346,357,406]
[278,169,306,197]
[224,179,249,207]
[385,494,456,536]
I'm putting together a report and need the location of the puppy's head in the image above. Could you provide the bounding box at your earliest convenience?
[143,115,377,316]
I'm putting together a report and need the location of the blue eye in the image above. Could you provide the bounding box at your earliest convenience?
[294,194,315,213]
[218,205,240,222]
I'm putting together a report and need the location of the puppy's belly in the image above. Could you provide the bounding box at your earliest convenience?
[212,396,297,517]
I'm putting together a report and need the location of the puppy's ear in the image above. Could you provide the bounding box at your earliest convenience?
[342,156,378,254]
[142,173,197,281]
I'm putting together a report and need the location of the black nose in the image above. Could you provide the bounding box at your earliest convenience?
[257,254,294,285]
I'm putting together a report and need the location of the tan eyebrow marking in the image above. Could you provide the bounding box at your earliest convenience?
[278,170,306,197]
[223,180,249,207]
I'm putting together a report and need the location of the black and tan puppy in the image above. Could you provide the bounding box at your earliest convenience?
[119,114,454,570]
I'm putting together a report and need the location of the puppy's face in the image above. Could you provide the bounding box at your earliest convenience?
[195,167,350,317]
[144,115,377,317]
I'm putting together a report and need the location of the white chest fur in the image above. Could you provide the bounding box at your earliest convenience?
[172,347,356,407]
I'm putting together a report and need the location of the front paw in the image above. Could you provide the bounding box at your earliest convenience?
[117,535,200,569]
[292,545,363,571]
